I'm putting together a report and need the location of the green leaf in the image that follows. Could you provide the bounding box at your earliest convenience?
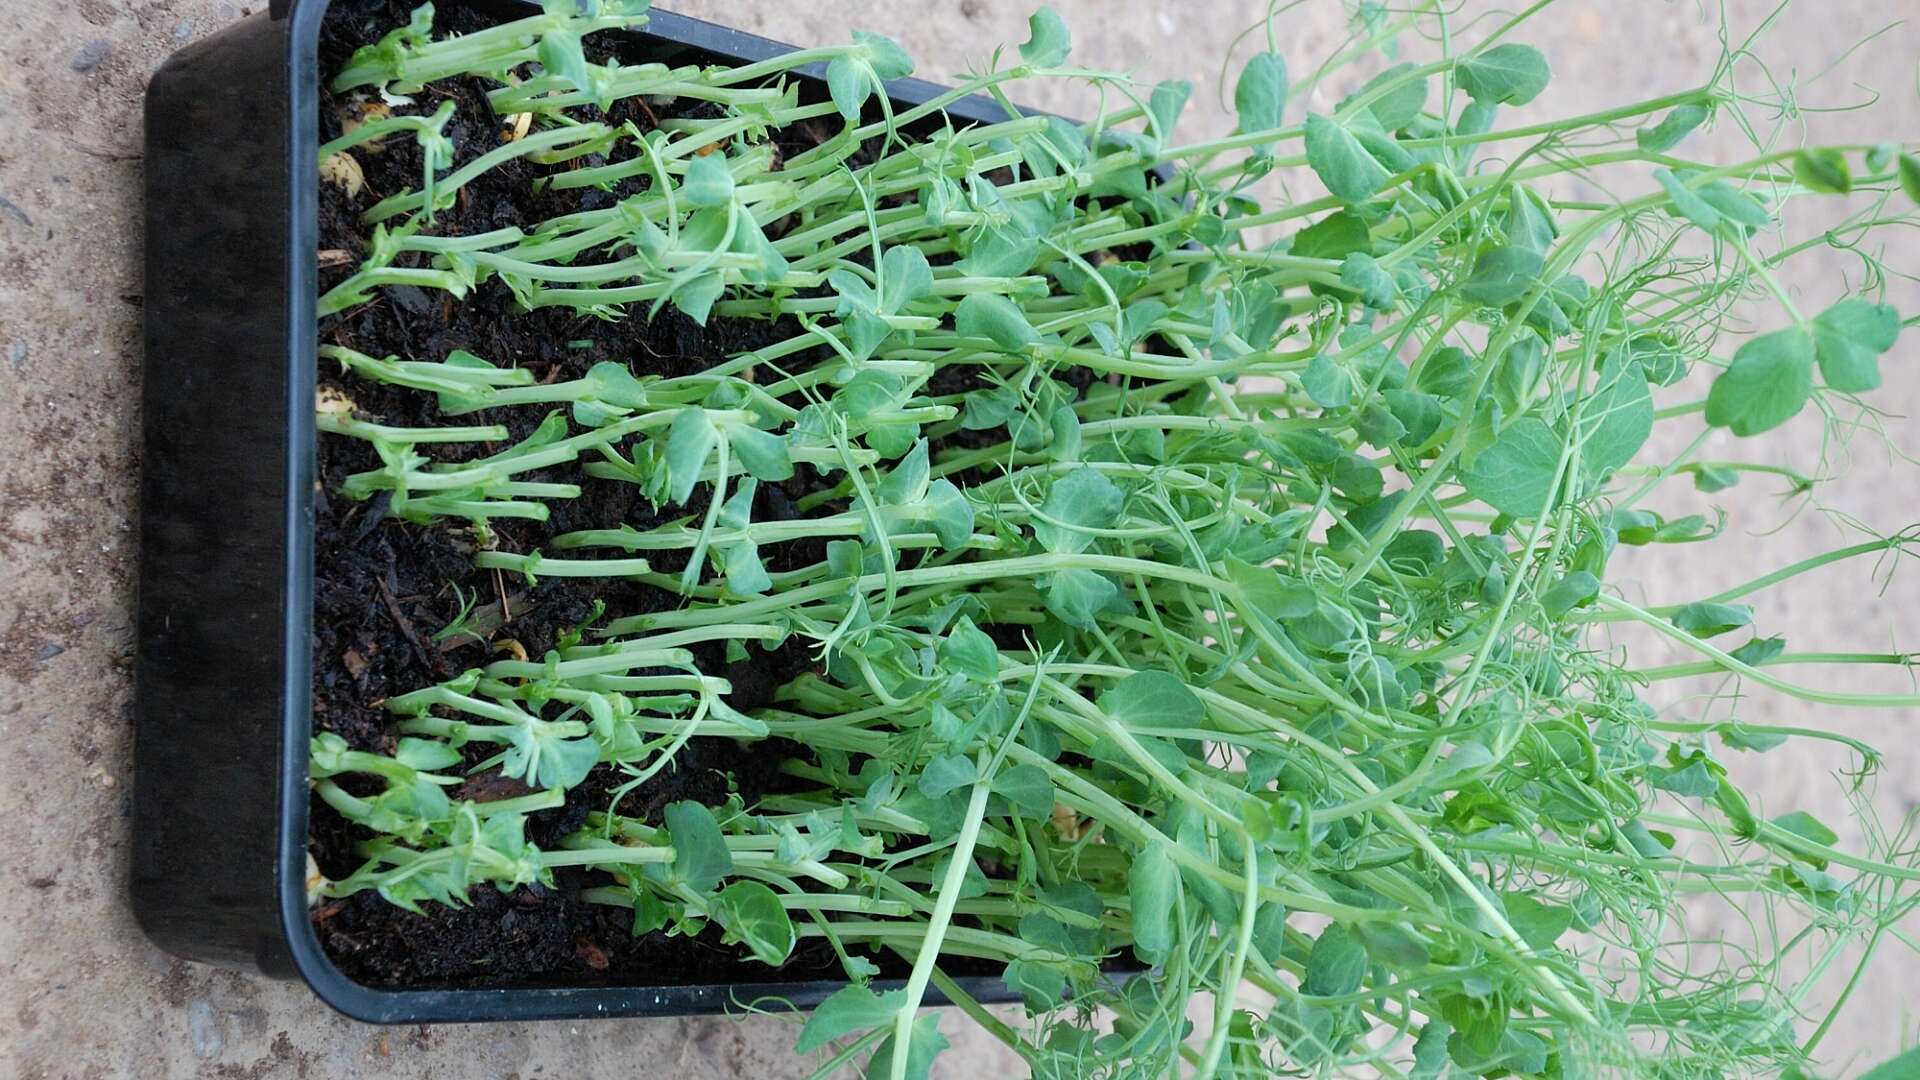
[1655,168,1721,232]
[1454,100,1499,162]
[1034,468,1122,554]
[825,55,869,121]
[1900,154,1920,203]
[1235,52,1289,145]
[1122,299,1168,344]
[1341,62,1427,131]
[1636,102,1710,151]
[992,764,1054,821]
[1305,114,1391,203]
[1493,337,1544,418]
[1793,148,1852,194]
[1128,841,1179,964]
[954,293,1038,352]
[537,27,592,96]
[1351,922,1431,968]
[796,984,906,1053]
[1811,298,1901,392]
[1859,1046,1920,1080]
[879,245,933,312]
[1384,390,1442,446]
[1353,401,1408,448]
[1504,186,1557,255]
[1576,355,1652,474]
[710,880,794,966]
[1459,417,1563,519]
[1340,252,1399,310]
[1648,758,1718,798]
[940,615,1000,683]
[1705,325,1814,436]
[854,30,914,80]
[626,889,670,937]
[1502,892,1573,949]
[1001,957,1066,1011]
[874,438,930,504]
[1416,345,1480,398]
[1224,556,1319,621]
[1098,670,1204,732]
[931,851,989,900]
[1045,568,1117,628]
[547,728,602,789]
[1290,210,1372,261]
[664,800,732,893]
[1696,180,1771,229]
[1671,601,1754,637]
[1018,7,1071,67]
[1410,1022,1452,1080]
[1692,465,1739,492]
[666,407,719,504]
[681,153,735,208]
[863,1012,948,1080]
[920,479,975,550]
[1459,246,1544,306]
[670,270,725,326]
[1456,44,1551,106]
[918,753,979,798]
[1729,635,1786,666]
[1147,80,1192,144]
[725,424,792,483]
[394,737,463,772]
[1540,570,1599,618]
[721,540,771,597]
[1305,923,1368,997]
[1301,354,1354,408]
[961,385,1018,430]
[1772,810,1840,848]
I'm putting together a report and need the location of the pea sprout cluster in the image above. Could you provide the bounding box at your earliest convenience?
[312,2,1920,1076]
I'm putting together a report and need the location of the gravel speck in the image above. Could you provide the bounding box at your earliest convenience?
[71,40,112,73]
[187,1000,223,1059]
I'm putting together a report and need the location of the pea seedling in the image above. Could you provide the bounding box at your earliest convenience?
[312,2,1920,1077]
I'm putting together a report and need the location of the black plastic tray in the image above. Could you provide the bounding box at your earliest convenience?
[135,0,1034,1024]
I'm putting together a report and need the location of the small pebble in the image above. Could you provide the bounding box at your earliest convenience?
[187,1000,223,1060]
[173,19,195,42]
[72,40,112,73]
[36,642,65,662]
[8,342,24,370]
[389,284,432,315]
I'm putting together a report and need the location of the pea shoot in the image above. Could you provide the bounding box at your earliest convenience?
[312,2,1920,1077]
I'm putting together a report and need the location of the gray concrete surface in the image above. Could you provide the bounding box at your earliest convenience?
[1,1,1915,1076]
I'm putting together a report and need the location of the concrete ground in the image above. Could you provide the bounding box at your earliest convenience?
[1,1,1915,1076]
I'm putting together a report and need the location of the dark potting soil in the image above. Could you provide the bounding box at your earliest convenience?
[309,0,1110,991]
[311,0,876,990]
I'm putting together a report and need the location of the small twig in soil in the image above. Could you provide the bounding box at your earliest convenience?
[375,574,442,678]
